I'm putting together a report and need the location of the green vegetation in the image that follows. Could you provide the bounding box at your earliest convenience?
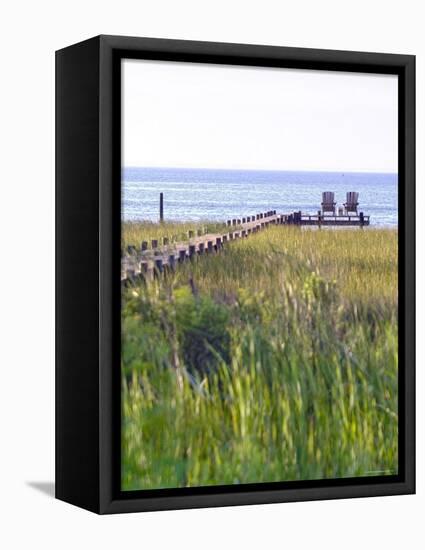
[122,226,398,490]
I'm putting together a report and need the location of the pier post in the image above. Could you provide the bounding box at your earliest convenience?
[154,258,163,275]
[125,269,135,284]
[189,245,196,258]
[159,192,164,222]
[168,254,176,270]
[139,263,148,280]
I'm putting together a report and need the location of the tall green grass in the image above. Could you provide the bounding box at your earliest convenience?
[122,227,398,490]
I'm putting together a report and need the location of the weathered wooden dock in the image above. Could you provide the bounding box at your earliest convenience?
[122,210,280,283]
[122,208,370,284]
[284,211,370,226]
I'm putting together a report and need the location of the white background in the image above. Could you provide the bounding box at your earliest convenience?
[0,1,422,548]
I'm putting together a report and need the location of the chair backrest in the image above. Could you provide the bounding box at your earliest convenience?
[322,191,335,205]
[346,191,359,206]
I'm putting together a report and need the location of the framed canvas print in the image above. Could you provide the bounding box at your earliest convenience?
[56,35,415,514]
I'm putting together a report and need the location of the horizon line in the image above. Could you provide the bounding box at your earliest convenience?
[123,166,398,175]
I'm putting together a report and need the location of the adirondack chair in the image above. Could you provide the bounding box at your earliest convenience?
[321,191,336,215]
[344,192,359,214]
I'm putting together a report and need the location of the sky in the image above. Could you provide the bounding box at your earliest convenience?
[122,59,398,173]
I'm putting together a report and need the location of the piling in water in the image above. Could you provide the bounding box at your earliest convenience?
[159,192,164,222]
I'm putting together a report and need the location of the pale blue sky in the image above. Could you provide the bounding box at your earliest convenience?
[122,59,398,173]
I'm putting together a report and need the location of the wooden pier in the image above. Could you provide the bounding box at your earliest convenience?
[122,210,281,283]
[122,208,370,284]
[284,211,370,226]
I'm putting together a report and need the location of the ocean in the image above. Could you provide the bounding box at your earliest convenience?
[122,168,398,227]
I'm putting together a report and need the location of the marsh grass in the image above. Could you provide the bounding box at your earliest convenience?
[121,226,398,490]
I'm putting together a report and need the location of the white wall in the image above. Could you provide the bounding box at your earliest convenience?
[0,1,422,548]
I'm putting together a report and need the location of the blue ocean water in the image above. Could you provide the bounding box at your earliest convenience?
[122,168,398,227]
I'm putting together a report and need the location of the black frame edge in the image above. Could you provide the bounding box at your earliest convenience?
[99,34,414,67]
[401,54,416,495]
[55,36,102,513]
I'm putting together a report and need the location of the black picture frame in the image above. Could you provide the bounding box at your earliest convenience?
[56,35,415,514]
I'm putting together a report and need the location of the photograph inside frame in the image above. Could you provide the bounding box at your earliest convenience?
[120,59,398,491]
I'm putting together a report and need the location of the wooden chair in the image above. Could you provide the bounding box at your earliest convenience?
[344,192,359,214]
[321,192,336,215]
